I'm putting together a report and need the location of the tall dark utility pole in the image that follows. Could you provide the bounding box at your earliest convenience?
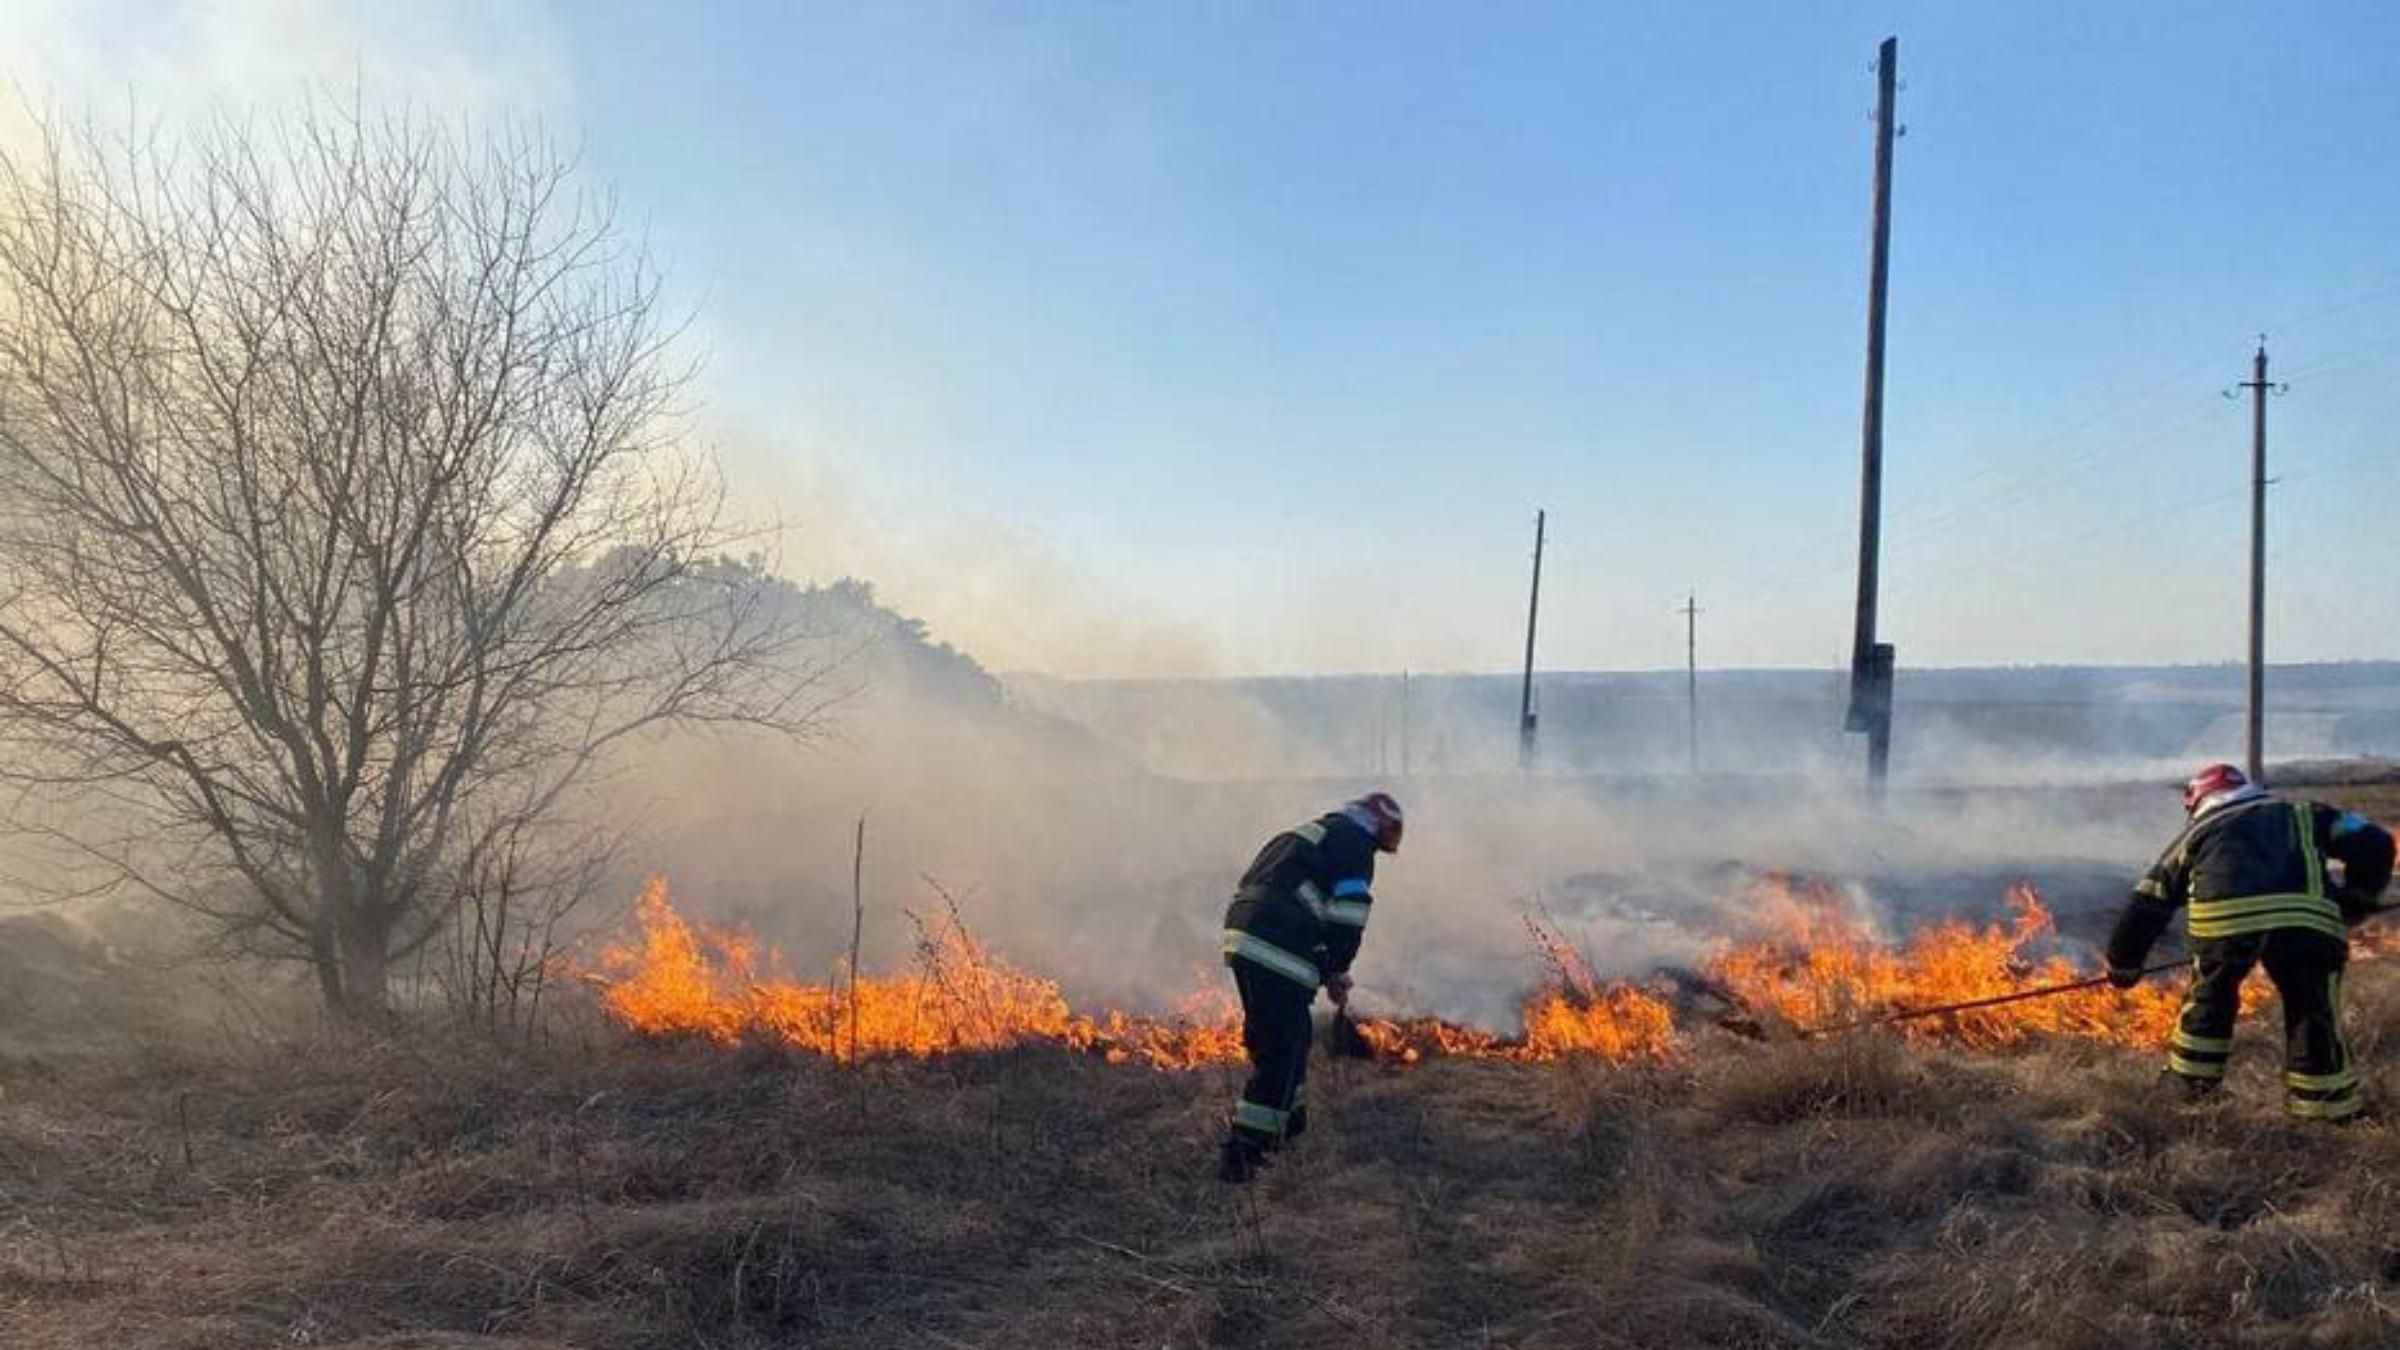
[1519,510,1545,772]
[1846,36,1899,799]
[2235,339,2286,783]
[1681,594,1702,773]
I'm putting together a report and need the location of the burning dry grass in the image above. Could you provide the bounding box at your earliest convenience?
[1710,878,2241,1048]
[12,985,2400,1349]
[584,873,2207,1072]
[590,879,1247,1069]
[12,790,2399,1347]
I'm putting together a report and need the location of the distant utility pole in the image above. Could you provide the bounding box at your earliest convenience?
[1519,510,1545,773]
[1681,594,1702,773]
[1376,693,1389,776]
[2233,338,2287,783]
[1845,35,1900,800]
[1399,669,1412,779]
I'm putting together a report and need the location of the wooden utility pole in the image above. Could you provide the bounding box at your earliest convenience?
[1519,511,1545,772]
[2235,339,2285,782]
[1681,594,1702,773]
[1845,35,1899,799]
[1399,670,1412,778]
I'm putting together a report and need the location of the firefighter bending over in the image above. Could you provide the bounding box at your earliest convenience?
[2106,763,2395,1121]
[1218,792,1403,1183]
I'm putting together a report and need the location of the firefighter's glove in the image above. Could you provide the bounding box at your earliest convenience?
[2105,962,2143,990]
[1323,971,1353,1007]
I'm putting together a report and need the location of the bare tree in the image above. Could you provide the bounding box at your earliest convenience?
[0,105,836,1018]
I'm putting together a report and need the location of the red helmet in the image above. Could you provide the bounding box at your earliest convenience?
[2182,763,2248,815]
[1347,792,1404,853]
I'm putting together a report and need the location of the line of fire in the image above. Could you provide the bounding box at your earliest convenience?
[580,874,2334,1070]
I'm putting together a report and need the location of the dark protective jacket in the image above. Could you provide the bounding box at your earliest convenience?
[2107,792,2397,971]
[1221,812,1379,990]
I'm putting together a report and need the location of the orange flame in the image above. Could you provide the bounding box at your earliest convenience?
[1701,875,2234,1048]
[588,879,1246,1067]
[584,874,2253,1069]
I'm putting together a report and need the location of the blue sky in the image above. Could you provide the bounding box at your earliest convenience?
[9,2,2399,675]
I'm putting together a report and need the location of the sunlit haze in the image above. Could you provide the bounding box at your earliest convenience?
[7,1,2395,677]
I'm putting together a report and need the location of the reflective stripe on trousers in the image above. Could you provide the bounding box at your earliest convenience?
[1222,930,1320,989]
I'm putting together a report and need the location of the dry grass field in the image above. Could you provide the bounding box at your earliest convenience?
[9,978,2400,1348]
[5,781,2398,1349]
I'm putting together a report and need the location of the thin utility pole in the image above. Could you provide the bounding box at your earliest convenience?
[1681,594,1702,773]
[1399,670,1412,778]
[1376,685,1389,776]
[846,815,866,1067]
[1519,510,1545,773]
[2234,339,2286,783]
[1845,35,1899,800]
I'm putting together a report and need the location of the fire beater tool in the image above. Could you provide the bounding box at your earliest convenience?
[1797,959,2187,1040]
[1328,1006,1374,1059]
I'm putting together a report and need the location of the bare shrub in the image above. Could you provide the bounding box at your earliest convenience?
[413,818,606,1040]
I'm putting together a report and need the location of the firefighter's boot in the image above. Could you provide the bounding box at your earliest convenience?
[2156,1069,2223,1104]
[1218,1136,1268,1184]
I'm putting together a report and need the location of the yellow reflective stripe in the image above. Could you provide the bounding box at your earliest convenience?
[2172,1029,2233,1054]
[2188,892,2340,921]
[2134,877,2168,899]
[1324,900,1371,927]
[1290,821,1327,846]
[2288,1094,2364,1120]
[2285,1068,2360,1093]
[1293,880,1329,920]
[1222,931,1321,988]
[2167,1053,2227,1079]
[2188,915,2348,941]
[2187,914,2347,937]
[1234,1100,1288,1131]
[2185,903,2347,941]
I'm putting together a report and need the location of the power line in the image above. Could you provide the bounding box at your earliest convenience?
[2276,328,2400,382]
[1712,385,2232,615]
[1874,274,2400,543]
[1879,343,2246,528]
[1697,273,2400,625]
[2259,273,2400,337]
[1913,365,2391,594]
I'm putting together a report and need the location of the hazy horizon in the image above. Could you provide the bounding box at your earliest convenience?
[1010,657,2400,684]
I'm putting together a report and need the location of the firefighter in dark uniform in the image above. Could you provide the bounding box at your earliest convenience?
[2106,763,2395,1121]
[1218,792,1403,1182]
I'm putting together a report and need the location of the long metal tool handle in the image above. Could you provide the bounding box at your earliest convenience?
[1799,959,2186,1040]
